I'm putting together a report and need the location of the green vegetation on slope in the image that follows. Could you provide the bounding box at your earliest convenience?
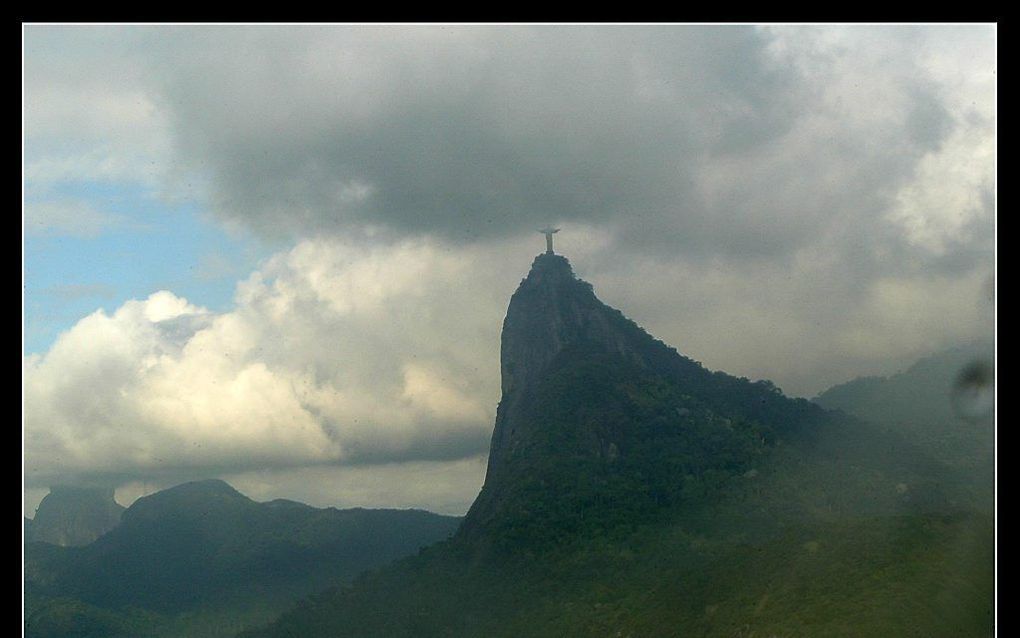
[24,480,461,638]
[245,508,992,637]
[246,341,992,637]
[814,341,994,511]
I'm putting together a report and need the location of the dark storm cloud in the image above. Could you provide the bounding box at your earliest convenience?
[330,424,493,467]
[140,27,809,252]
[135,25,989,275]
[23,24,994,274]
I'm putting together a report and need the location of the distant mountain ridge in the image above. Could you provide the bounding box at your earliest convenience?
[814,340,994,427]
[813,340,994,509]
[26,486,124,547]
[24,479,461,637]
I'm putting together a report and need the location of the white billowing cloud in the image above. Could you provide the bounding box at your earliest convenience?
[879,26,996,257]
[25,227,993,495]
[24,238,524,488]
[888,124,995,256]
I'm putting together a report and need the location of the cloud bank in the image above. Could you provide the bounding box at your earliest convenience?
[24,238,528,488]
[24,232,992,492]
[26,26,994,262]
[24,25,995,509]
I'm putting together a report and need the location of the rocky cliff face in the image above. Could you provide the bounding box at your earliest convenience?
[461,251,709,534]
[460,252,840,542]
[28,486,125,547]
[484,253,652,481]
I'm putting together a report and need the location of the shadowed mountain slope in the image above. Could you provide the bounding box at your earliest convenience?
[24,480,461,637]
[26,487,125,547]
[244,254,992,637]
[814,341,995,512]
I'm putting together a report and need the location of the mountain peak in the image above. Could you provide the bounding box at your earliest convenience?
[498,253,638,395]
[525,251,575,279]
[121,479,251,526]
[461,252,830,544]
[161,478,245,498]
[27,486,124,546]
[463,253,688,537]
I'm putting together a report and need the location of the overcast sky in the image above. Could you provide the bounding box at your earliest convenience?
[23,24,995,517]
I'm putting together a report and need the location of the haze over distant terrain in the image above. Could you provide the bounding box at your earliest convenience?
[23,24,994,515]
[24,480,461,637]
[24,252,994,637]
[240,251,993,638]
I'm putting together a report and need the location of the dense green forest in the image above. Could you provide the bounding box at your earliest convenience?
[250,510,991,637]
[244,343,992,637]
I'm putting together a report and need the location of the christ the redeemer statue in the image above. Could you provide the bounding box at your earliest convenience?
[539,227,560,254]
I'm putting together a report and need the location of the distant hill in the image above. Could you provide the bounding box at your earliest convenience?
[26,486,124,547]
[244,254,994,637]
[24,479,461,637]
[814,341,993,427]
[814,341,994,509]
